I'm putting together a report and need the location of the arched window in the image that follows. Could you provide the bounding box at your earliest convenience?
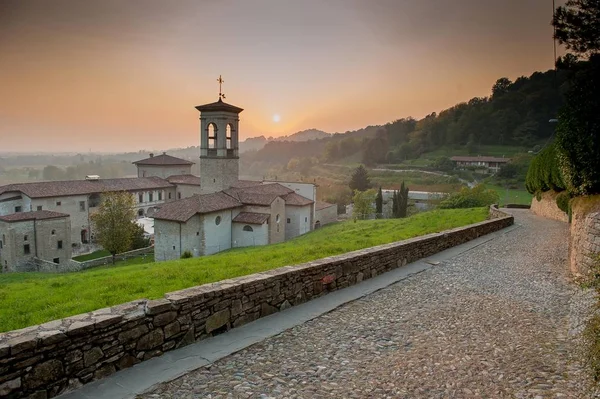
[138,209,144,217]
[207,123,217,149]
[276,214,280,223]
[226,124,233,149]
[243,225,253,232]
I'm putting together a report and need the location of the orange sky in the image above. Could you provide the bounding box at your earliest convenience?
[0,0,565,153]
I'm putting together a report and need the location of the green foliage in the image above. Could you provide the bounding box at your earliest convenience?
[525,142,566,194]
[349,165,371,192]
[432,157,454,172]
[439,184,500,209]
[181,250,193,259]
[555,191,572,214]
[555,55,600,195]
[375,187,383,216]
[352,189,376,220]
[391,182,409,218]
[130,223,150,251]
[0,207,488,332]
[553,0,600,56]
[90,192,136,263]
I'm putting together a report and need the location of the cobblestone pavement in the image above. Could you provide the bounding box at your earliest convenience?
[139,210,597,399]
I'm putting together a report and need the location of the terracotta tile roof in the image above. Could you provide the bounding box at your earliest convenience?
[316,201,336,211]
[230,180,263,188]
[153,192,242,222]
[232,212,269,225]
[450,156,510,163]
[133,153,194,166]
[0,210,69,223]
[282,192,314,206]
[0,177,173,199]
[224,183,294,206]
[195,98,244,114]
[166,174,202,186]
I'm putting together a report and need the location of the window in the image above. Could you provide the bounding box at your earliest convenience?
[243,225,253,232]
[172,245,175,250]
[305,217,308,222]
[0,240,3,249]
[23,235,29,242]
[79,201,86,211]
[207,123,217,149]
[215,216,221,225]
[168,192,172,200]
[149,193,153,202]
[15,206,22,213]
[226,124,233,149]
[56,201,61,206]
[51,230,56,235]
[178,192,181,199]
[287,218,291,224]
[158,192,162,201]
[138,209,144,217]
[139,194,144,203]
[24,244,30,255]
[196,231,200,236]
[36,206,42,211]
[53,258,59,264]
[276,214,280,223]
[57,240,63,249]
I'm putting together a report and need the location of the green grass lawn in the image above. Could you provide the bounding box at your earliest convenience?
[485,184,533,206]
[0,208,489,332]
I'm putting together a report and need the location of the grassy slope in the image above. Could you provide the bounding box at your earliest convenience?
[0,208,488,332]
[485,184,532,206]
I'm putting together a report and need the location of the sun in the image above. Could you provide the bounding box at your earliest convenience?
[272,114,281,123]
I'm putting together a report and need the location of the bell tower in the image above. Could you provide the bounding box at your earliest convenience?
[195,76,243,194]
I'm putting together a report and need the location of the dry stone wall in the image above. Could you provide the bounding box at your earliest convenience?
[569,197,600,275]
[530,191,568,223]
[0,209,513,398]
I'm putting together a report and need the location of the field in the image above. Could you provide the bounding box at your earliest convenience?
[485,184,533,206]
[0,207,489,332]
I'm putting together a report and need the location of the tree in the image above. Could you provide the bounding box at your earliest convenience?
[130,222,150,250]
[91,191,136,264]
[375,187,383,217]
[349,165,371,192]
[42,165,64,181]
[439,184,500,209]
[391,182,409,218]
[492,77,512,97]
[553,0,600,56]
[352,189,376,220]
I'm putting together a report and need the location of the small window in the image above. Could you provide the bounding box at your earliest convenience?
[196,231,200,236]
[24,235,28,242]
[213,178,216,183]
[0,240,3,249]
[149,193,153,202]
[57,240,63,249]
[305,217,308,222]
[24,244,30,255]
[53,258,59,264]
[36,205,42,211]
[172,245,175,250]
[168,192,172,199]
[276,214,280,223]
[15,206,22,213]
[79,201,86,211]
[178,192,181,199]
[138,209,144,217]
[158,192,162,201]
[139,194,143,203]
[56,201,61,206]
[215,216,221,225]
[243,225,253,232]
[287,218,291,224]
[51,229,56,235]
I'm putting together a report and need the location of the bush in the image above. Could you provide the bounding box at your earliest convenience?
[439,184,500,209]
[181,250,193,259]
[525,142,565,194]
[555,191,571,214]
[555,55,600,195]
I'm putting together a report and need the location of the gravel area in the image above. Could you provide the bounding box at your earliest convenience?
[139,210,597,398]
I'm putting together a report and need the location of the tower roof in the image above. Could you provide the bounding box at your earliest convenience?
[195,98,244,114]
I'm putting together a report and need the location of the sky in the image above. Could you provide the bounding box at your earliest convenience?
[0,0,564,153]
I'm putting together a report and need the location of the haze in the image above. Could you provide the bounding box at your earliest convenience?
[0,0,563,153]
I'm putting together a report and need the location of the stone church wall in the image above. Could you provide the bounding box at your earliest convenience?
[0,207,513,398]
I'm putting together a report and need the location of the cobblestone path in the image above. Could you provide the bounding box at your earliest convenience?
[139,210,596,398]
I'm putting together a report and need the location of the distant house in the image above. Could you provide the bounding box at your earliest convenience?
[315,201,337,228]
[450,156,510,173]
[133,152,194,178]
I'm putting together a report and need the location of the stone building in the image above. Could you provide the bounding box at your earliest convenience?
[450,156,510,174]
[0,210,72,272]
[133,152,195,178]
[315,201,338,228]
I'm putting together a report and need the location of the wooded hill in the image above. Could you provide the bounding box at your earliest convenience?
[242,68,568,169]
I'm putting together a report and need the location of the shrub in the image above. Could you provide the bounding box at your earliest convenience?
[181,250,193,259]
[525,142,565,194]
[555,191,571,214]
[439,184,499,209]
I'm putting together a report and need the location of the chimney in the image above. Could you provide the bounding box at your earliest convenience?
[162,152,166,155]
[149,153,154,158]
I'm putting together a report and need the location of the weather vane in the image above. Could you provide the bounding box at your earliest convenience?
[217,75,226,100]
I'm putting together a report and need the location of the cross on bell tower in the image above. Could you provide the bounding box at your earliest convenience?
[195,77,244,194]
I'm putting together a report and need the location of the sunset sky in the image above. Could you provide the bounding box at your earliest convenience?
[0,0,564,153]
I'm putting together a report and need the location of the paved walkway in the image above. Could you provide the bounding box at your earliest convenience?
[134,210,596,398]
